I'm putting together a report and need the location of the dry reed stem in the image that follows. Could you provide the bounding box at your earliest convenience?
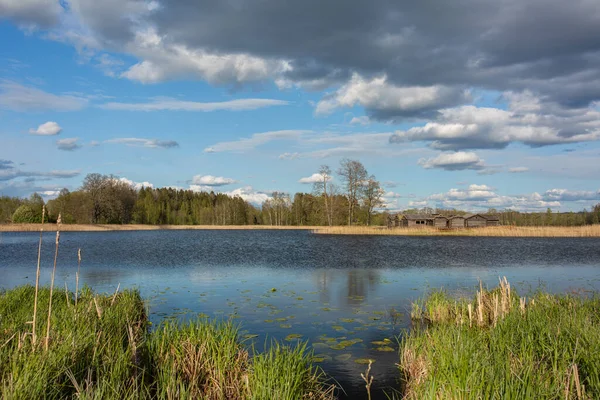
[111,283,121,306]
[468,304,473,328]
[360,360,374,400]
[93,297,103,319]
[44,214,61,351]
[0,223,321,232]
[75,248,81,306]
[32,205,45,347]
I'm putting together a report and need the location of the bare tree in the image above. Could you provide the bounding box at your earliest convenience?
[337,159,368,225]
[312,165,333,226]
[363,175,385,226]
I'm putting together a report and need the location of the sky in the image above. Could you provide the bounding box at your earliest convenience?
[1,0,599,212]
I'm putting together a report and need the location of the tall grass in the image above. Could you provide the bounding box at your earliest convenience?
[0,286,335,400]
[400,279,600,399]
[314,225,600,237]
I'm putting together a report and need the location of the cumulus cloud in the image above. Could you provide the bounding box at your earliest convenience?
[224,186,271,204]
[105,137,179,148]
[509,167,529,173]
[426,184,571,211]
[100,97,289,111]
[204,130,310,153]
[0,81,88,112]
[56,138,82,151]
[349,116,371,125]
[543,189,600,201]
[390,94,600,150]
[29,121,62,135]
[316,74,470,120]
[418,151,486,171]
[191,175,237,186]
[118,177,153,190]
[0,0,62,28]
[298,173,332,184]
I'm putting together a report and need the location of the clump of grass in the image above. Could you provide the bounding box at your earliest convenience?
[400,280,600,399]
[0,286,335,400]
[250,341,335,400]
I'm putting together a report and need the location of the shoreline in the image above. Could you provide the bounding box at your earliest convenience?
[0,223,319,232]
[1,223,600,237]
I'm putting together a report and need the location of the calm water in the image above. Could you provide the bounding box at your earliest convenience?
[2,230,600,399]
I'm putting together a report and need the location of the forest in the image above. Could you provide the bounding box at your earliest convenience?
[1,158,599,227]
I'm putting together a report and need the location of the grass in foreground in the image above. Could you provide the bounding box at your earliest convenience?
[0,286,334,400]
[400,279,600,399]
[313,225,600,237]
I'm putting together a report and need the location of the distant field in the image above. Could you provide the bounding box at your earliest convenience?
[0,224,319,232]
[313,225,600,237]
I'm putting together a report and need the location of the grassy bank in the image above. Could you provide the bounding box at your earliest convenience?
[400,279,600,399]
[314,225,600,237]
[0,286,334,399]
[0,223,320,232]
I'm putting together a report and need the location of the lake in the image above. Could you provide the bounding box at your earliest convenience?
[2,230,600,399]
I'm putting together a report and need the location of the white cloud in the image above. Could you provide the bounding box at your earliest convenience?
[543,189,600,201]
[121,28,290,85]
[509,167,529,173]
[390,94,600,150]
[105,137,179,148]
[100,97,289,111]
[191,175,237,186]
[224,186,271,204]
[56,137,82,151]
[118,177,153,190]
[29,121,62,135]
[418,151,486,171]
[316,73,470,118]
[350,116,371,125]
[40,190,61,198]
[0,81,88,112]
[278,152,300,160]
[298,173,332,184]
[204,130,310,153]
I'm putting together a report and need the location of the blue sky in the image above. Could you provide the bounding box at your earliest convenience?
[1,0,600,211]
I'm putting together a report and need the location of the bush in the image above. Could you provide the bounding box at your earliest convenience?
[11,204,42,223]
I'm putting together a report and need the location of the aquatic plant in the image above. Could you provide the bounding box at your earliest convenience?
[399,279,600,399]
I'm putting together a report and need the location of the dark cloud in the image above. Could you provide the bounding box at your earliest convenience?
[56,138,82,151]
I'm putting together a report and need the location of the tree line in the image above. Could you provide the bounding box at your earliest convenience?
[1,157,599,226]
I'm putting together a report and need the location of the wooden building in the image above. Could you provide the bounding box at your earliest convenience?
[465,214,487,228]
[433,215,449,228]
[387,213,501,229]
[449,216,466,228]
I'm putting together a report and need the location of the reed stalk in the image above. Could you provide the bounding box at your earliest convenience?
[44,213,61,351]
[75,248,81,306]
[31,205,45,347]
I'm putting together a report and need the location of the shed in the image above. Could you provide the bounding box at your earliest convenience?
[449,216,466,228]
[465,214,488,228]
[387,214,400,228]
[483,214,500,226]
[433,215,449,228]
[402,214,434,227]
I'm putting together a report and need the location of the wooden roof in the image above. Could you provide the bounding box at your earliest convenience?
[402,214,434,220]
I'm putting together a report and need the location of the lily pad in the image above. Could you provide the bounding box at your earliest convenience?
[340,318,356,323]
[354,358,376,365]
[243,334,259,339]
[285,334,303,341]
[279,324,292,329]
[375,346,395,352]
[313,354,332,363]
[335,353,352,361]
[332,325,345,331]
[311,343,329,350]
